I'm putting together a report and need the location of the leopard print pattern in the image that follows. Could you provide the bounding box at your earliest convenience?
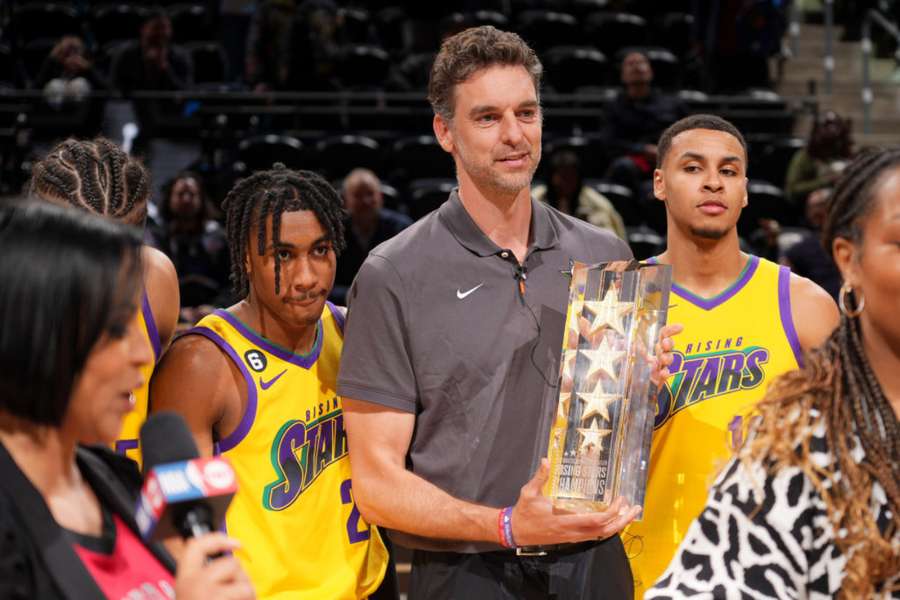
[646,416,899,599]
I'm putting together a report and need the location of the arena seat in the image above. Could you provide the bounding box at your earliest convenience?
[543,46,609,93]
[187,42,229,86]
[91,4,151,48]
[626,224,665,260]
[20,38,57,87]
[373,7,408,56]
[755,136,805,188]
[237,134,305,172]
[11,2,82,47]
[585,179,642,228]
[169,4,214,44]
[407,178,456,220]
[516,11,581,52]
[740,180,788,233]
[315,135,381,180]
[543,135,610,180]
[585,12,648,58]
[440,11,509,38]
[396,52,435,91]
[390,135,455,182]
[337,45,391,90]
[657,12,695,58]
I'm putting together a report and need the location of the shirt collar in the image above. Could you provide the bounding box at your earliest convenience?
[439,188,559,257]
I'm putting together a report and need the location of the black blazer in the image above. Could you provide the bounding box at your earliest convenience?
[0,442,176,600]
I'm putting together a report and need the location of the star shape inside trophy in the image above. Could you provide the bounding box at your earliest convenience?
[583,285,633,338]
[581,336,626,383]
[578,391,619,424]
[577,418,612,453]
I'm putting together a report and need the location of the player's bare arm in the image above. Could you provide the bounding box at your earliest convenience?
[142,245,181,352]
[149,334,245,456]
[343,398,641,547]
[790,273,840,352]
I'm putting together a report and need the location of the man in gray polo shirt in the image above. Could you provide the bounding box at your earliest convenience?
[338,26,678,599]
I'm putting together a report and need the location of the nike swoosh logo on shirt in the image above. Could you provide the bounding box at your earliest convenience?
[456,283,484,300]
[259,369,287,390]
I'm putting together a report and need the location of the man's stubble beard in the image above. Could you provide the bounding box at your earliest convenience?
[455,138,541,197]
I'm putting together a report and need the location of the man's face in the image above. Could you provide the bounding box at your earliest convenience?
[141,17,172,50]
[434,65,542,197]
[654,128,748,241]
[621,52,652,87]
[344,176,383,220]
[169,177,202,218]
[246,210,336,330]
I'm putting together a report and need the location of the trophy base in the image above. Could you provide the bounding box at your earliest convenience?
[551,497,610,514]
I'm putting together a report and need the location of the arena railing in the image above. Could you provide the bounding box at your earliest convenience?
[861,8,900,134]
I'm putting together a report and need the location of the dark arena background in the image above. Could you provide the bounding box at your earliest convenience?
[1,0,897,596]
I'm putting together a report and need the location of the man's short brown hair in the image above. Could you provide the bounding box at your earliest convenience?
[427,26,542,121]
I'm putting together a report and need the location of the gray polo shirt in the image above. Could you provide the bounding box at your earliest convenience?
[338,191,632,552]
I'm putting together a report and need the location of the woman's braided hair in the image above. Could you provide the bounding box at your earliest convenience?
[222,164,346,297]
[744,148,900,598]
[28,137,150,225]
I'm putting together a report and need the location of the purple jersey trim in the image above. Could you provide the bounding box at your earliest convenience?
[664,255,760,311]
[184,326,258,453]
[326,301,345,335]
[778,265,804,368]
[212,309,322,369]
[141,290,162,362]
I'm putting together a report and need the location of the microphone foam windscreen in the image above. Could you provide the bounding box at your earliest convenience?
[140,411,201,474]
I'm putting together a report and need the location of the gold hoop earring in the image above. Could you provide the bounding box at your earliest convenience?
[838,283,865,318]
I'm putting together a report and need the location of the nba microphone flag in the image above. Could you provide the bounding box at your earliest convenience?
[136,455,237,541]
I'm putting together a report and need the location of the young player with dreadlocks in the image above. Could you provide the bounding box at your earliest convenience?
[648,147,900,598]
[28,136,180,467]
[150,165,391,599]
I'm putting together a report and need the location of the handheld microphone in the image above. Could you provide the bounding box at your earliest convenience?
[135,412,237,542]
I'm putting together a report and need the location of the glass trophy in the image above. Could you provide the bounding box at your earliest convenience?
[543,260,671,516]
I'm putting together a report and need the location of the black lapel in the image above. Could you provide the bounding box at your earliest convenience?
[76,447,177,573]
[0,442,106,600]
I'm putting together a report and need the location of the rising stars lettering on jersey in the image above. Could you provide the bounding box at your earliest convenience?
[626,255,803,597]
[187,303,388,600]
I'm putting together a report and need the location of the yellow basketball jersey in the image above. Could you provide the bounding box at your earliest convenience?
[627,255,802,596]
[187,303,388,600]
[114,290,161,467]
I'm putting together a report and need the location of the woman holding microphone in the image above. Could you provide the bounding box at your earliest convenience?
[0,200,254,600]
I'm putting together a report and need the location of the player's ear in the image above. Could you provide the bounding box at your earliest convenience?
[653,169,666,202]
[434,114,454,153]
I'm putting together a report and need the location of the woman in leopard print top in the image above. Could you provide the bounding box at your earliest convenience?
[648,148,900,599]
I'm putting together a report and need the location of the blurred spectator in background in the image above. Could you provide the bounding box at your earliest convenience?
[782,187,842,300]
[285,0,342,91]
[533,151,626,239]
[332,168,411,304]
[149,172,230,323]
[37,36,108,109]
[111,10,194,93]
[245,0,297,91]
[785,111,853,207]
[696,0,787,93]
[603,51,687,197]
